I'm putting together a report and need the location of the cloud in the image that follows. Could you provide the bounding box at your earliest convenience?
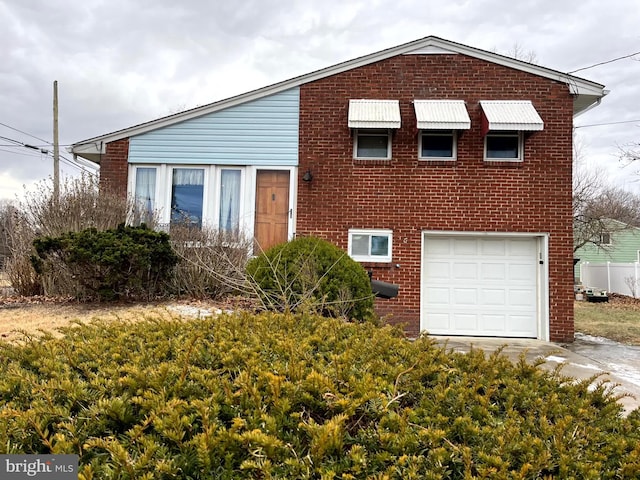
[1,0,639,201]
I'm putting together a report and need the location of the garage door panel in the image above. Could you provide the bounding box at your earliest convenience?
[509,239,537,256]
[454,314,478,331]
[481,263,506,280]
[481,239,506,255]
[509,263,536,281]
[509,289,535,307]
[453,288,477,304]
[426,238,452,255]
[453,263,478,280]
[423,235,539,338]
[481,289,505,305]
[425,313,452,330]
[453,238,478,255]
[424,261,449,280]
[425,287,450,304]
[481,314,506,332]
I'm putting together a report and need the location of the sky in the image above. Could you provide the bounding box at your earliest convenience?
[1,0,639,202]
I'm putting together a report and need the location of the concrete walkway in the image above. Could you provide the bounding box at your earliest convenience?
[432,336,640,416]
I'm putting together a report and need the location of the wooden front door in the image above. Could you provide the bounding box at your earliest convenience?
[254,170,290,252]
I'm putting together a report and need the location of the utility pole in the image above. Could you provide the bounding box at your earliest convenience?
[53,80,60,200]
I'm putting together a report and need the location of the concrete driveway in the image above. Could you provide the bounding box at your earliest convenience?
[433,336,640,416]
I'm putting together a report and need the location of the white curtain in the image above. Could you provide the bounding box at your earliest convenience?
[135,168,156,216]
[173,168,204,186]
[219,170,241,231]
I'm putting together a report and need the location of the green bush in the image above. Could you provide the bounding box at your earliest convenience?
[1,312,639,479]
[247,236,374,320]
[31,224,177,301]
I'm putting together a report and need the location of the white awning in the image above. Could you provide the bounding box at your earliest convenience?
[348,99,401,129]
[480,100,544,131]
[413,100,471,130]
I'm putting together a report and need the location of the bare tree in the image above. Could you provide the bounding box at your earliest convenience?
[573,139,640,251]
[0,200,16,271]
[620,142,640,165]
[508,42,538,64]
[492,42,539,64]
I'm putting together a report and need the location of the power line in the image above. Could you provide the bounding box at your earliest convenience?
[0,148,44,158]
[568,51,640,74]
[0,121,52,145]
[0,132,97,175]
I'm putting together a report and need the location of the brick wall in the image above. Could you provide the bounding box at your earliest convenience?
[296,54,575,342]
[100,138,130,197]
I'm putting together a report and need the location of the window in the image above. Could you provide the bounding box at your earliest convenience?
[171,168,205,228]
[599,232,612,245]
[354,129,391,159]
[348,229,392,262]
[420,130,456,159]
[134,167,156,223]
[219,169,241,232]
[485,131,522,161]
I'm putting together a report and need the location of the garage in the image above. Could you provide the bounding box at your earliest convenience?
[421,233,546,338]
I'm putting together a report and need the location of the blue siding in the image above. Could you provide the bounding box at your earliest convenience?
[129,88,299,166]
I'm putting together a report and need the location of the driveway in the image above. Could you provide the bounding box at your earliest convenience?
[434,335,640,416]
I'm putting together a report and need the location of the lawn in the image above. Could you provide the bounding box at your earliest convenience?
[574,294,640,345]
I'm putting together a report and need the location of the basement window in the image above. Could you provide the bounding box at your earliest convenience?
[348,229,392,262]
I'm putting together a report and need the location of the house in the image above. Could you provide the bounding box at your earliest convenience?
[575,220,640,278]
[575,220,640,296]
[71,36,607,342]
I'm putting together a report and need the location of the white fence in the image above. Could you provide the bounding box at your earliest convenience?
[580,262,640,298]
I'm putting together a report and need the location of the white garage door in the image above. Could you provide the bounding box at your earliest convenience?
[422,235,540,338]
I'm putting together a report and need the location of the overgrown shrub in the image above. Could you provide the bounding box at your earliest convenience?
[5,176,136,296]
[169,224,251,299]
[0,312,639,478]
[31,224,177,301]
[247,236,374,320]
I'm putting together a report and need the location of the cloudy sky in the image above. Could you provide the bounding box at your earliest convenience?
[1,0,639,201]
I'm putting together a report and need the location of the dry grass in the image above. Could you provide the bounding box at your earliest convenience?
[574,296,640,345]
[3,290,640,345]
[0,298,225,343]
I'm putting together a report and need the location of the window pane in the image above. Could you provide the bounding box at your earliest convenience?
[171,168,204,227]
[351,234,370,256]
[219,169,241,231]
[134,168,156,222]
[422,132,454,158]
[357,134,388,158]
[370,235,389,256]
[486,134,519,158]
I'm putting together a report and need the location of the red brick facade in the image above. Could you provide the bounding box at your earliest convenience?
[100,138,129,197]
[296,54,575,342]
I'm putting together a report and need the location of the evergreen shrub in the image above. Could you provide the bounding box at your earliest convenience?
[31,224,177,301]
[247,236,374,320]
[1,312,639,479]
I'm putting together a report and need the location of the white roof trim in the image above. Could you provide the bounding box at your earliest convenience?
[348,99,401,129]
[71,36,605,159]
[414,100,471,130]
[480,100,544,131]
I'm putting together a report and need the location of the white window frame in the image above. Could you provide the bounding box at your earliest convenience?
[168,166,208,228]
[217,168,245,232]
[484,131,523,162]
[353,129,392,160]
[348,229,393,262]
[419,130,457,160]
